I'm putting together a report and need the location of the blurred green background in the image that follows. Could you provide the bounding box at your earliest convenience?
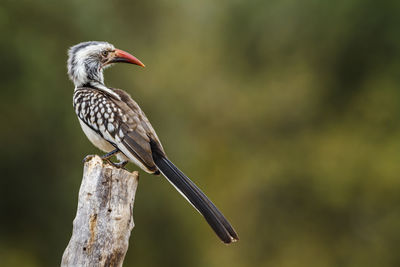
[1,0,400,266]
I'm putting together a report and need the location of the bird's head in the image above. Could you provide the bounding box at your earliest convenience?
[67,41,145,87]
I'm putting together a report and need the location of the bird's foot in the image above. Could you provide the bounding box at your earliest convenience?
[83,150,127,169]
[110,160,128,169]
[83,154,96,163]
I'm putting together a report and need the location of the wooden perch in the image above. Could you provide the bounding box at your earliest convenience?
[61,155,139,267]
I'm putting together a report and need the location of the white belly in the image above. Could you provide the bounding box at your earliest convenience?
[79,118,115,153]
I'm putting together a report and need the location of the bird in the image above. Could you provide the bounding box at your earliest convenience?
[67,41,238,243]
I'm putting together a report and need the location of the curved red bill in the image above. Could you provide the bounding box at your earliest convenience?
[113,48,145,67]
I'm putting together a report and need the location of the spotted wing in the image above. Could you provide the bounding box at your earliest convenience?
[74,87,163,173]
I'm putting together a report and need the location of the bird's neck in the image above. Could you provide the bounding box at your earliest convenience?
[72,63,121,100]
[75,80,121,100]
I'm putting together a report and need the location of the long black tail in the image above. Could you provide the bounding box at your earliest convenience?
[152,153,239,243]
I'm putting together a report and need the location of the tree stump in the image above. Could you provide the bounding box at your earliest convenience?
[61,155,139,267]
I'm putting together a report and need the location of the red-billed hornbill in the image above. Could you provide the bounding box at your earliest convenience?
[67,41,238,243]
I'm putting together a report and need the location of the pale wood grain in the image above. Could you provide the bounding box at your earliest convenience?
[61,155,139,267]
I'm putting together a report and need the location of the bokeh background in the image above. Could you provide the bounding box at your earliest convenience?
[1,0,400,266]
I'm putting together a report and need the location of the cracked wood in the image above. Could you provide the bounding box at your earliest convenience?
[61,155,139,267]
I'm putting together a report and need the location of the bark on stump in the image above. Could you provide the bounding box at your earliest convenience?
[61,155,139,267]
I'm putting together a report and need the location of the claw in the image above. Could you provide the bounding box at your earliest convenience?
[113,161,128,169]
[103,160,128,170]
[83,154,95,163]
[83,149,126,169]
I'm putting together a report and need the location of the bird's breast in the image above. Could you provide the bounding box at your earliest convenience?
[78,118,115,153]
[73,89,118,152]
[73,87,159,174]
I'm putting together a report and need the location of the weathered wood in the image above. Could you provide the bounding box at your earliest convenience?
[61,155,139,267]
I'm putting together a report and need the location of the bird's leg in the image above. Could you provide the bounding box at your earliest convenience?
[100,149,128,169]
[82,149,119,164]
[101,148,119,160]
[99,148,119,166]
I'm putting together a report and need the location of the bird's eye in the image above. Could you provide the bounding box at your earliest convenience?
[101,50,109,57]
